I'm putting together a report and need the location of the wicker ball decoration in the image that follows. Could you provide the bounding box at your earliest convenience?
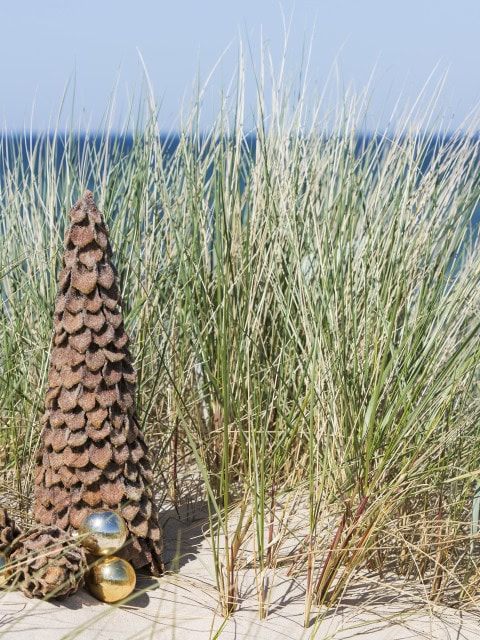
[0,508,22,552]
[10,525,88,599]
[0,551,11,586]
[0,508,22,588]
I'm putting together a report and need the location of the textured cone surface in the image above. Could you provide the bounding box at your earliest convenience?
[34,191,164,576]
[0,508,22,552]
[10,525,87,599]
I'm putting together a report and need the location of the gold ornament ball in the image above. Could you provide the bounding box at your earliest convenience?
[86,556,136,603]
[0,551,11,587]
[78,510,128,556]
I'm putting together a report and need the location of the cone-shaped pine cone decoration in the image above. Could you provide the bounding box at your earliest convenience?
[0,508,22,552]
[10,525,87,599]
[34,191,164,576]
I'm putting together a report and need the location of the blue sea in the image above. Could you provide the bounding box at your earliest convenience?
[0,132,479,232]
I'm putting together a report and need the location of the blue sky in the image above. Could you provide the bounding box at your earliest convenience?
[0,0,479,132]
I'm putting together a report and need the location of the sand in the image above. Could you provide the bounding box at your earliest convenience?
[1,505,479,640]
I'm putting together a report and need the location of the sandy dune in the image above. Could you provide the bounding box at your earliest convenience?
[1,505,479,640]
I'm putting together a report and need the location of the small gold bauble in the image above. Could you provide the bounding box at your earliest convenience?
[0,551,11,587]
[78,510,128,556]
[86,556,136,603]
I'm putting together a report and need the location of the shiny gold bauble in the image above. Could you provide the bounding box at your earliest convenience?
[78,510,128,556]
[86,556,136,603]
[0,551,11,586]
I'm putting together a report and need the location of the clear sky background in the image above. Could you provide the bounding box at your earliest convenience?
[0,0,479,133]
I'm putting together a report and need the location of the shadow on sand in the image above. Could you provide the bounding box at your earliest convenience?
[160,500,209,572]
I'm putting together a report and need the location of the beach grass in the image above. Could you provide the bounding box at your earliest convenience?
[0,65,479,633]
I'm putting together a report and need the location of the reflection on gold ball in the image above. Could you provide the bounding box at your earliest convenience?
[78,510,128,556]
[86,556,136,603]
[0,552,11,587]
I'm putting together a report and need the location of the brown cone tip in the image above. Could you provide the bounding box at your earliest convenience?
[34,191,164,576]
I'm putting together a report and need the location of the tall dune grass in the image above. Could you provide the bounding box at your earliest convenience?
[0,66,479,629]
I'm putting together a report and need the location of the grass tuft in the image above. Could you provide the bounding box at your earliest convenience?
[0,57,479,629]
